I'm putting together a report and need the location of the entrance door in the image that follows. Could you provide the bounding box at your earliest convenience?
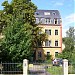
[33,50,36,61]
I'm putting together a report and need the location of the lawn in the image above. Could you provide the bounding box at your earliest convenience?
[46,66,63,75]
[68,65,75,74]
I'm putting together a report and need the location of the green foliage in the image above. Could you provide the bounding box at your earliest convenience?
[45,55,52,63]
[1,19,34,62]
[0,0,47,62]
[46,66,63,75]
[0,0,37,62]
[46,55,51,60]
[58,27,75,62]
[71,48,75,65]
[0,0,37,33]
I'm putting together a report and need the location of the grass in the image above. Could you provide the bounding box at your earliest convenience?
[46,66,63,75]
[68,65,75,74]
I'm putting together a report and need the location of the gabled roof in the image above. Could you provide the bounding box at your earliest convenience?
[35,10,61,18]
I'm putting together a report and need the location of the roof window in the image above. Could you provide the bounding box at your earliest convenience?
[44,12,50,15]
[52,12,56,15]
[35,12,39,15]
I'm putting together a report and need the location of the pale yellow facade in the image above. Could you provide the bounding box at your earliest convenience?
[39,25,62,47]
[36,24,62,60]
[36,48,62,60]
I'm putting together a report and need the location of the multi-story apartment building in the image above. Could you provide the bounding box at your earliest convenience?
[34,10,62,61]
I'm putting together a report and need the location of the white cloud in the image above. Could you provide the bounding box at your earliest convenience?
[62,13,75,37]
[55,2,63,6]
[63,13,75,27]
[51,1,64,6]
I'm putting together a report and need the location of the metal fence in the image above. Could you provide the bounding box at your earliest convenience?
[0,63,23,74]
[0,60,75,75]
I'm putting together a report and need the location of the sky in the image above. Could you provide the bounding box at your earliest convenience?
[0,0,75,37]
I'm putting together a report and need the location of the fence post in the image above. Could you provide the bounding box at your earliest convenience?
[23,59,28,75]
[63,59,68,75]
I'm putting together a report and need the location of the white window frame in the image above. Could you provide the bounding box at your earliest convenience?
[36,18,39,24]
[54,18,58,24]
[55,52,59,57]
[55,30,58,35]
[44,12,50,15]
[55,40,58,46]
[45,40,51,47]
[45,29,51,35]
[40,18,44,24]
[47,52,50,55]
[45,18,51,24]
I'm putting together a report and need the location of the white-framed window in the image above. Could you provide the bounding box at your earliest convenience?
[46,51,50,60]
[44,12,50,15]
[54,18,58,24]
[45,18,51,24]
[55,40,58,46]
[55,52,58,57]
[45,29,51,35]
[47,52,50,55]
[55,30,58,35]
[40,18,44,24]
[36,18,39,24]
[45,40,51,47]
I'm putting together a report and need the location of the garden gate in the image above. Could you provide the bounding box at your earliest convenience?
[28,62,63,75]
[28,63,46,75]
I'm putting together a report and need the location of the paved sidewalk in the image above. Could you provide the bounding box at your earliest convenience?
[29,65,51,75]
[29,72,50,75]
[46,72,51,75]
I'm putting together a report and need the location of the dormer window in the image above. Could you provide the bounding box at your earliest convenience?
[35,12,39,15]
[44,12,50,15]
[53,12,56,15]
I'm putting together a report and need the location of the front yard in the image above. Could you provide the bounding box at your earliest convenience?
[46,66,63,75]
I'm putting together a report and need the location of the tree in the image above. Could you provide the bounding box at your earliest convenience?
[0,0,37,62]
[66,27,75,39]
[0,0,47,62]
[1,18,34,62]
[0,0,37,33]
[58,27,75,62]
